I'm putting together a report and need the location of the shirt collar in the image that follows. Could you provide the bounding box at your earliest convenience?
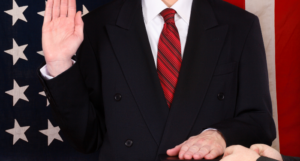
[142,0,193,24]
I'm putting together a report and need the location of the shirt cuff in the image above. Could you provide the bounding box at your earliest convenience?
[40,60,76,80]
[201,128,217,133]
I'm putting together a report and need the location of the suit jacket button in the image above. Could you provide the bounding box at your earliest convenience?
[218,93,225,100]
[125,140,133,147]
[114,93,122,101]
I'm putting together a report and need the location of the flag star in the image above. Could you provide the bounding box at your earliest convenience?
[38,1,47,16]
[6,119,30,145]
[39,91,50,106]
[39,119,63,146]
[82,5,89,16]
[37,10,44,17]
[5,79,29,106]
[4,0,28,25]
[37,50,44,56]
[5,39,28,65]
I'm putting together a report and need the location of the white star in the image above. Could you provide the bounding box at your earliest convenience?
[5,79,29,106]
[37,50,44,56]
[4,0,28,25]
[39,119,63,146]
[39,91,50,106]
[6,119,30,145]
[5,39,28,65]
[82,5,89,16]
[38,1,47,17]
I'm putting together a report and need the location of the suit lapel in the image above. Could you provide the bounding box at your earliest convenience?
[106,0,169,145]
[157,0,229,154]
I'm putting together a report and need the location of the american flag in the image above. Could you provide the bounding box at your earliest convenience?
[1,0,299,160]
[223,0,300,157]
[0,0,110,160]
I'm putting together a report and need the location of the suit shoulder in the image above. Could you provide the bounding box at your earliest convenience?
[210,0,258,26]
[82,0,125,26]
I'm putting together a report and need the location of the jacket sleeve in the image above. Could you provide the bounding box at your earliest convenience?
[37,26,105,154]
[257,156,278,161]
[256,155,300,161]
[209,16,276,147]
[282,155,300,161]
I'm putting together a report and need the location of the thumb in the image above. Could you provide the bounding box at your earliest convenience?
[222,145,236,158]
[166,144,183,156]
[74,11,84,37]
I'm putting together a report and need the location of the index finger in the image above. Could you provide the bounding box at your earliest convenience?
[68,0,76,18]
[44,0,54,24]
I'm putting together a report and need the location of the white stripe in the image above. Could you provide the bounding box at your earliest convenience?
[245,0,279,151]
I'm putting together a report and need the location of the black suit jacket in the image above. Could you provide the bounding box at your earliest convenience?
[257,156,300,161]
[38,0,276,160]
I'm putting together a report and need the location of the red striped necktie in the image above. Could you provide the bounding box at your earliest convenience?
[157,8,182,108]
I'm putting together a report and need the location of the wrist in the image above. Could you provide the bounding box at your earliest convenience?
[203,130,226,149]
[46,60,73,77]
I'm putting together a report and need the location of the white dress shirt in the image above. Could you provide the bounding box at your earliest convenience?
[40,0,193,79]
[142,0,193,66]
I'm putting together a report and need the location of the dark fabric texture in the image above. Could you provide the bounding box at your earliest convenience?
[257,156,279,161]
[257,156,300,161]
[38,0,276,160]
[282,155,300,161]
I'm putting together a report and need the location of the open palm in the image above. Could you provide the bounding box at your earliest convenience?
[42,0,83,76]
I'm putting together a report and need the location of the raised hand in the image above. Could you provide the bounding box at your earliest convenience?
[42,0,84,77]
[167,130,226,160]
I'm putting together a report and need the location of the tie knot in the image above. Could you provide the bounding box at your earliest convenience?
[160,8,176,23]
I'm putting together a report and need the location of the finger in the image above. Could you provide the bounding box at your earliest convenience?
[167,145,182,156]
[44,0,54,24]
[60,0,68,17]
[74,11,84,37]
[205,148,222,160]
[68,0,76,18]
[53,0,61,19]
[178,139,197,159]
[192,145,210,160]
[250,144,260,154]
[222,145,236,158]
[183,145,200,160]
[250,144,266,155]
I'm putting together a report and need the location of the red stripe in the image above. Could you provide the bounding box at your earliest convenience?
[157,63,177,88]
[276,0,300,156]
[160,34,182,64]
[158,53,179,77]
[223,0,245,9]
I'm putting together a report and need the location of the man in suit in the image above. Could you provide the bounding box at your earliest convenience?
[38,0,276,160]
[220,144,300,161]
